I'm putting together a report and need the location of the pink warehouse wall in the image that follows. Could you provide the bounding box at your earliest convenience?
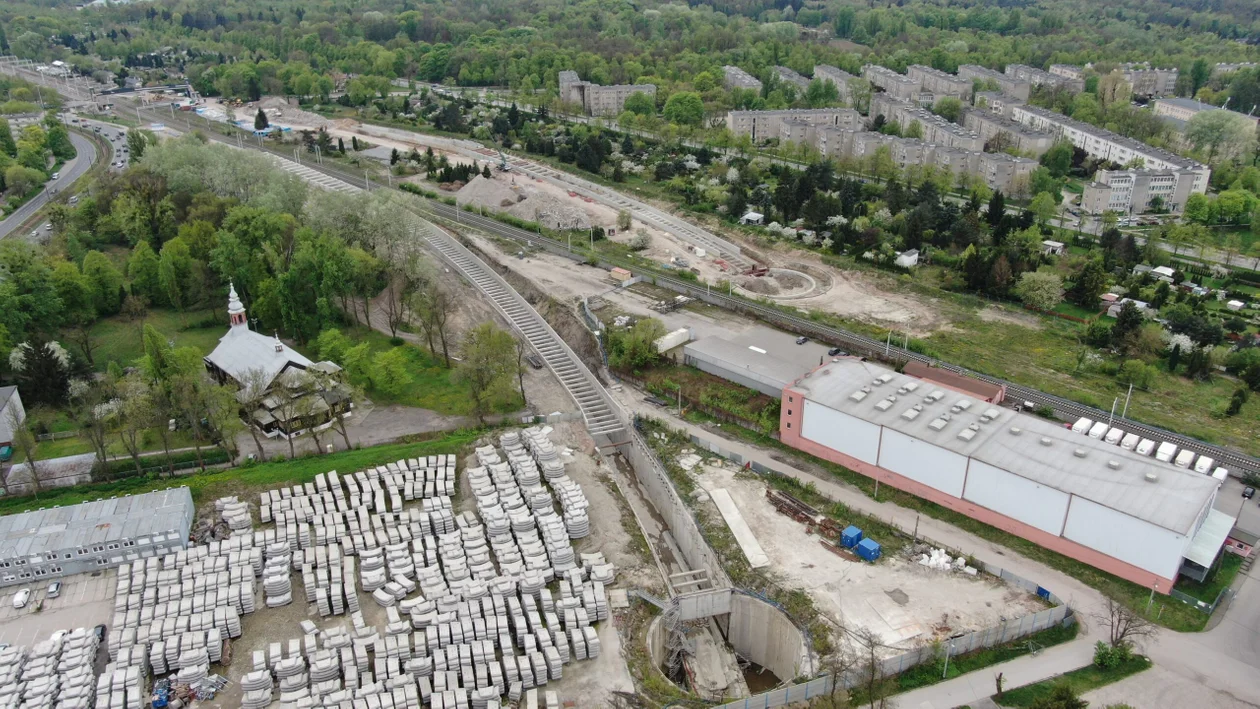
[779,387,1179,592]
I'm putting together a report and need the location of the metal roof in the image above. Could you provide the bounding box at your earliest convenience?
[0,487,193,560]
[1184,509,1234,568]
[204,325,314,388]
[790,359,1219,535]
[685,331,833,394]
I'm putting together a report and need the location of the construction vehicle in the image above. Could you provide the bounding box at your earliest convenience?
[496,149,512,172]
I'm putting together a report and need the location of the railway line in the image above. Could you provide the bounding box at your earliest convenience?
[124,101,1260,475]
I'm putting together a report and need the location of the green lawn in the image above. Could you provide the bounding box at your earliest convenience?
[1174,552,1243,604]
[12,429,204,464]
[345,328,522,417]
[0,429,484,515]
[994,656,1152,706]
[83,308,224,371]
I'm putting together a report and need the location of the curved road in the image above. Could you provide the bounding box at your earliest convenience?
[0,131,98,240]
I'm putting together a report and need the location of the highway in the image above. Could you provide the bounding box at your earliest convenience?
[0,131,97,240]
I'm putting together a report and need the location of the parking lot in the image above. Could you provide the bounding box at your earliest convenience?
[0,571,116,648]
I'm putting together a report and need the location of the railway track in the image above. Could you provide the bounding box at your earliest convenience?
[128,103,1260,475]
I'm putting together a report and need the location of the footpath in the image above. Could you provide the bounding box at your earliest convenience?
[890,641,1094,708]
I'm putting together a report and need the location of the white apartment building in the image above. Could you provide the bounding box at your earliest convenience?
[1049,64,1085,81]
[1005,64,1084,93]
[1081,169,1198,215]
[813,65,859,102]
[908,65,973,101]
[862,64,923,102]
[1153,97,1260,131]
[962,109,1056,156]
[775,66,811,90]
[559,70,657,116]
[1118,64,1178,97]
[871,94,983,151]
[816,127,1036,193]
[726,107,862,143]
[723,65,763,92]
[958,65,1031,101]
[1010,104,1210,192]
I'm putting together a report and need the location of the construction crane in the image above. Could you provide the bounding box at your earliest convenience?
[496,149,512,172]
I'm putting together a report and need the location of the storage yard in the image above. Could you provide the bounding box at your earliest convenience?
[0,426,643,708]
[689,462,1048,656]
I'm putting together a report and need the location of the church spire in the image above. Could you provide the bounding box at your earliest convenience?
[228,282,248,329]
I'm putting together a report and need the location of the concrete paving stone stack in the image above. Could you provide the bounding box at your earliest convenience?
[569,629,586,660]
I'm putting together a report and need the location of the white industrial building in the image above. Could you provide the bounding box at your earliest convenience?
[779,358,1229,591]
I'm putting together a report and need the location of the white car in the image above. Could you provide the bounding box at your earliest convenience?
[12,589,30,609]
[50,172,59,180]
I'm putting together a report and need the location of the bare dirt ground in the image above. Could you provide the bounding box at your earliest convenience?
[690,463,1047,657]
[977,304,1045,330]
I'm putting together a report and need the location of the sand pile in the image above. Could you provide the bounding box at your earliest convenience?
[455,176,591,230]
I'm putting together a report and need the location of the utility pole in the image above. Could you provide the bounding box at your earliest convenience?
[885,330,892,357]
[1121,383,1133,419]
[1107,396,1117,427]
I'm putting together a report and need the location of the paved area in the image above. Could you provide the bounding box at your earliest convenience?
[1082,668,1259,709]
[892,641,1095,709]
[0,131,96,240]
[0,571,115,648]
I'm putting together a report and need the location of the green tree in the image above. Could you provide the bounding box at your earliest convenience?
[81,250,124,316]
[125,130,148,163]
[1111,301,1145,350]
[127,240,162,305]
[609,318,667,371]
[1185,109,1256,164]
[4,165,44,195]
[805,79,839,108]
[254,108,269,130]
[1040,141,1073,178]
[370,346,414,397]
[1013,271,1064,311]
[931,96,963,123]
[453,323,520,423]
[52,260,97,364]
[0,120,15,157]
[662,92,704,126]
[1030,192,1057,225]
[316,328,352,363]
[158,237,196,324]
[623,91,655,116]
[1029,684,1087,709]
[1030,167,1062,203]
[1069,258,1109,306]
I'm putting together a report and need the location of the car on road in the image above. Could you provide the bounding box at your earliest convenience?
[12,589,30,609]
[828,347,847,356]
[50,172,59,180]
[46,581,61,599]
[1245,486,1255,499]
[795,336,809,345]
[69,195,78,205]
[29,230,38,239]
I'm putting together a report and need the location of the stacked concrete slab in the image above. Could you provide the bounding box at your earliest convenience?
[0,628,102,709]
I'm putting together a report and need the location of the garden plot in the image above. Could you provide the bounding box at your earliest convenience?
[22,427,635,708]
[691,463,1047,657]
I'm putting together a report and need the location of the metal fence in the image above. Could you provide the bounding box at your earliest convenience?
[1169,586,1231,615]
[714,604,1074,709]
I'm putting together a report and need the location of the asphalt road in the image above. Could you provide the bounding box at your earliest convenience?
[0,131,97,240]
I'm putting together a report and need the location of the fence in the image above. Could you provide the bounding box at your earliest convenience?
[1169,585,1232,615]
[713,604,1074,709]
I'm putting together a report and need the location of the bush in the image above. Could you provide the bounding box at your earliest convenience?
[1092,641,1133,670]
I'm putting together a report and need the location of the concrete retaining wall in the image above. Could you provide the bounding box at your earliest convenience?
[726,593,812,682]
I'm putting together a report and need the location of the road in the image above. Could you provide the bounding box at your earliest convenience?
[0,131,96,240]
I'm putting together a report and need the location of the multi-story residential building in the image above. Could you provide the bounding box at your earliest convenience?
[958,65,1031,101]
[979,152,1039,192]
[726,107,862,143]
[813,65,859,102]
[1005,64,1084,93]
[1153,97,1260,131]
[1081,169,1198,215]
[963,109,1056,156]
[779,119,815,146]
[816,127,1036,193]
[871,94,983,151]
[907,65,973,101]
[1010,104,1210,193]
[972,91,1025,118]
[1118,63,1178,97]
[775,66,811,91]
[559,70,657,116]
[862,64,922,102]
[1213,63,1257,78]
[1049,64,1085,81]
[723,65,763,92]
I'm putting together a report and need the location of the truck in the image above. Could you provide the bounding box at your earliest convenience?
[1155,441,1179,463]
[1173,449,1196,468]
[1193,456,1215,475]
[1135,438,1157,456]
[1087,421,1109,439]
[1119,432,1140,451]
[1070,417,1093,434]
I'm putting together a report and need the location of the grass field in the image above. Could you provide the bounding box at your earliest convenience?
[83,307,224,371]
[0,429,484,516]
[1174,552,1243,604]
[994,655,1152,706]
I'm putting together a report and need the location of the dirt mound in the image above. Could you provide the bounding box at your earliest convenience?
[738,277,779,295]
[455,175,526,207]
[508,193,591,230]
[775,271,807,289]
[257,96,333,129]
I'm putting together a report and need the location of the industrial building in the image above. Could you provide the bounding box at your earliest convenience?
[723,65,763,92]
[963,109,1056,156]
[725,107,861,143]
[558,70,657,117]
[1005,64,1084,94]
[1081,168,1199,215]
[0,488,194,587]
[778,358,1229,590]
[958,65,1031,101]
[1010,104,1210,193]
[683,332,834,398]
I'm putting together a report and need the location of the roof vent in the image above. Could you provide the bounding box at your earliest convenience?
[957,428,978,442]
[928,414,952,431]
[901,406,922,421]
[1107,460,1121,470]
[1009,427,1022,435]
[1039,437,1052,446]
[849,389,870,403]
[1073,448,1087,458]
[983,407,1001,419]
[874,396,898,412]
[927,390,945,402]
[902,381,919,392]
[1144,472,1159,483]
[878,373,894,384]
[950,400,973,413]
[872,378,884,386]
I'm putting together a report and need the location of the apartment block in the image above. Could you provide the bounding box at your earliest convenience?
[908,65,973,101]
[1118,63,1178,97]
[979,152,1039,193]
[963,109,1056,156]
[958,65,1031,101]
[559,70,657,116]
[1049,64,1085,81]
[775,66,811,91]
[871,94,982,151]
[862,64,922,102]
[1153,97,1260,131]
[726,107,862,143]
[779,119,815,146]
[972,91,1026,118]
[723,65,763,92]
[1213,63,1257,77]
[813,65,859,102]
[1081,169,1198,215]
[1010,104,1210,192]
[816,127,1036,193]
[1005,64,1084,93]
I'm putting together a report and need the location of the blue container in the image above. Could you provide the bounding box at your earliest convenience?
[840,525,863,549]
[856,538,882,562]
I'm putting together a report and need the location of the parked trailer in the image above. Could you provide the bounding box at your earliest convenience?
[1135,438,1157,456]
[1212,468,1229,485]
[1155,441,1179,463]
[1087,421,1109,439]
[1174,449,1196,468]
[1071,417,1093,434]
[1104,427,1124,445]
[1193,456,1216,475]
[1120,432,1141,450]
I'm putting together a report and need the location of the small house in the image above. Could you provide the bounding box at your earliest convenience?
[1226,527,1258,558]
[739,211,765,226]
[1227,300,1245,312]
[1041,240,1065,256]
[1152,265,1176,283]
[610,267,633,284]
[1106,297,1150,318]
[894,249,920,268]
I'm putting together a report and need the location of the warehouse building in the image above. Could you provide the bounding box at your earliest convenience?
[683,331,832,398]
[779,358,1228,591]
[0,488,194,587]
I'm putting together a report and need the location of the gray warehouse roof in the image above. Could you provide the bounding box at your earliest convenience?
[0,487,194,560]
[685,330,834,396]
[790,359,1218,535]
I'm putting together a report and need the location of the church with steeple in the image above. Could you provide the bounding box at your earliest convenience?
[203,284,351,439]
